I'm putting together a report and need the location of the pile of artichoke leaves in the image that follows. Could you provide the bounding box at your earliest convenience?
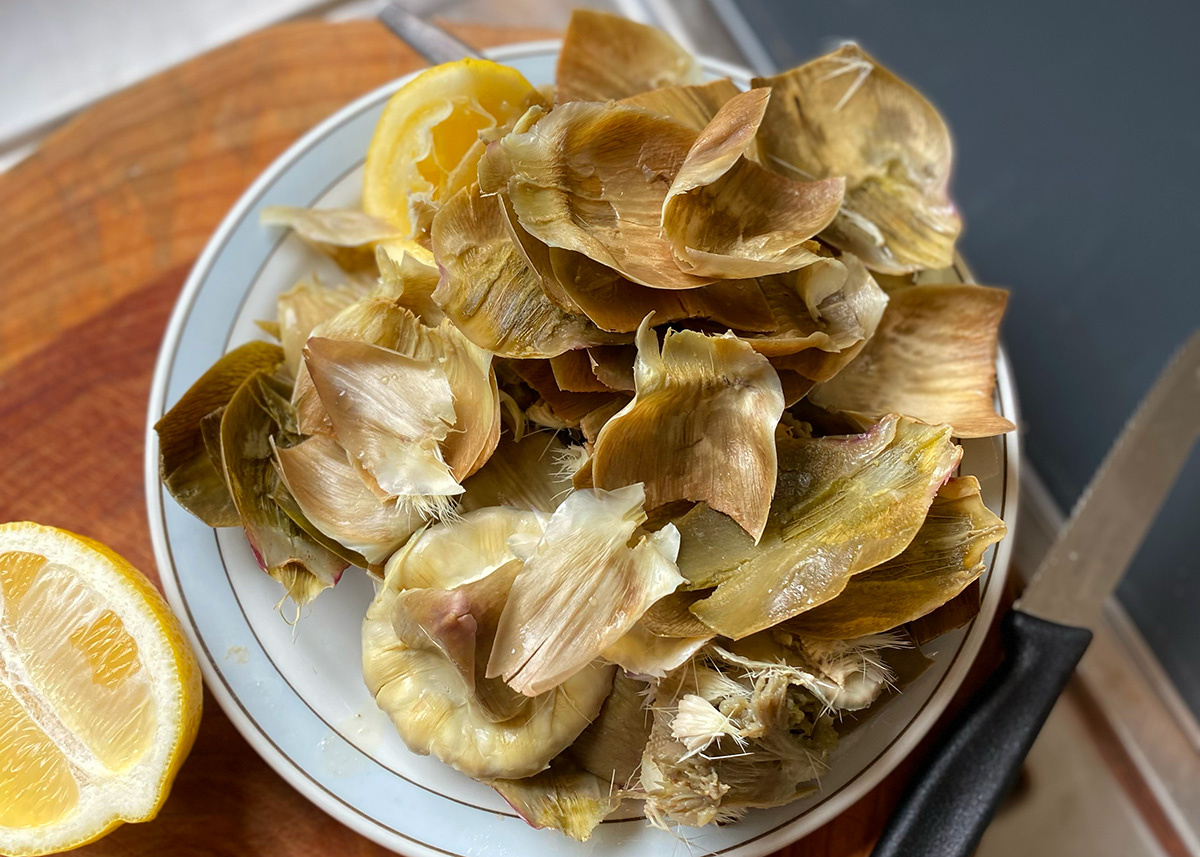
[157,10,1013,839]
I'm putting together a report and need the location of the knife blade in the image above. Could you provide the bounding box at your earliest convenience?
[873,328,1200,857]
[378,3,482,65]
[1018,331,1200,628]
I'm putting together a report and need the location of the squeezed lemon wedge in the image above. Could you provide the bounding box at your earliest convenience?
[363,57,543,237]
[0,522,201,855]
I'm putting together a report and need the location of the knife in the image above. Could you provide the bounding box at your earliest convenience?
[872,328,1200,857]
[378,3,482,65]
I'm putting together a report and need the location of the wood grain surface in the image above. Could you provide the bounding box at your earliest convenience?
[0,18,1004,856]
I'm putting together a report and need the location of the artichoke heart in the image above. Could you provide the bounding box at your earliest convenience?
[155,340,286,527]
[808,283,1016,437]
[593,318,785,542]
[555,9,701,104]
[677,415,962,639]
[383,506,545,591]
[430,184,623,358]
[221,370,348,605]
[662,88,845,278]
[785,476,1006,639]
[754,44,961,274]
[363,506,614,780]
[488,484,684,696]
[496,100,712,290]
[639,652,836,828]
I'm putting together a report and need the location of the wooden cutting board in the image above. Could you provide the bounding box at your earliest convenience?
[0,19,1004,856]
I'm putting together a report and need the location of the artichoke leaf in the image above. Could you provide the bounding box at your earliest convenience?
[677,415,962,639]
[569,671,653,788]
[586,345,636,392]
[908,579,982,644]
[273,433,424,567]
[459,431,577,514]
[261,205,400,272]
[304,336,462,507]
[640,589,714,638]
[620,78,743,132]
[548,349,611,393]
[155,341,286,528]
[497,100,713,290]
[555,9,701,104]
[785,476,1005,639]
[364,510,614,780]
[593,319,784,542]
[303,301,501,485]
[602,621,710,678]
[270,478,372,572]
[808,283,1015,437]
[509,358,627,427]
[276,277,363,377]
[291,296,429,437]
[553,245,778,332]
[663,88,845,278]
[744,253,889,385]
[431,186,625,358]
[496,195,777,334]
[579,398,630,446]
[753,44,960,274]
[293,298,499,467]
[489,758,619,843]
[220,371,347,605]
[374,241,444,325]
[432,320,502,480]
[488,484,685,696]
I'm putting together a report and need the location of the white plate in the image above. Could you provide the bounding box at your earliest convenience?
[144,41,1020,857]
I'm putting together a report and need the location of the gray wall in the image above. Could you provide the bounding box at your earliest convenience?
[733,0,1200,714]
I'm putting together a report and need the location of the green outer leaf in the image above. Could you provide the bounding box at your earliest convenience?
[155,341,284,527]
[785,476,1005,639]
[677,415,962,639]
[221,370,347,606]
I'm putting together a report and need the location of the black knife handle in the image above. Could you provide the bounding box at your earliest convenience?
[871,610,1093,857]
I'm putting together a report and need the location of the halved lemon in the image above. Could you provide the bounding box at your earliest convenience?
[0,523,202,856]
[363,57,544,237]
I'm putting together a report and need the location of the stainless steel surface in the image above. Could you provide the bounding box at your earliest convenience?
[1019,330,1200,629]
[378,2,482,62]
